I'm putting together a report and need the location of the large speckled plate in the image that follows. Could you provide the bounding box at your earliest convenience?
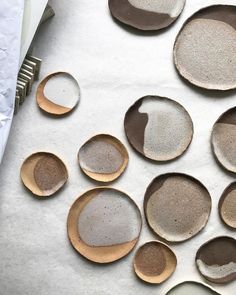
[67,187,142,263]
[144,173,211,242]
[124,96,193,162]
[174,5,236,90]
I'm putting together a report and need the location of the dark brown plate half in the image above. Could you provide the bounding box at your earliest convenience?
[196,236,236,284]
[109,0,186,31]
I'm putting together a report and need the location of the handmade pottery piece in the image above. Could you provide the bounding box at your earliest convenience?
[37,72,80,115]
[196,236,236,284]
[67,187,142,263]
[78,134,129,182]
[20,152,68,197]
[124,96,193,162]
[174,5,236,90]
[133,241,177,284]
[211,107,236,174]
[144,173,211,242]
[109,0,186,31]
[166,281,220,294]
[219,182,236,229]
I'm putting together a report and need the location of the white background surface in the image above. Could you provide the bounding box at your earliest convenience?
[0,0,236,294]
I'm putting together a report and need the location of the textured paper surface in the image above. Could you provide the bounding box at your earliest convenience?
[0,1,236,294]
[0,0,23,162]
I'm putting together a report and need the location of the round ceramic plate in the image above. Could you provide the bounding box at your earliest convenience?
[133,241,177,284]
[211,107,236,174]
[37,72,80,115]
[144,173,211,242]
[219,182,236,229]
[78,134,129,182]
[109,0,186,31]
[166,281,220,295]
[67,187,142,263]
[20,152,68,197]
[174,5,236,90]
[124,96,193,162]
[196,236,236,284]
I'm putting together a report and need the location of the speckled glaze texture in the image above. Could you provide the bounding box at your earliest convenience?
[211,107,236,174]
[196,237,236,284]
[166,281,220,295]
[144,173,211,242]
[134,241,177,284]
[109,0,185,31]
[37,72,80,115]
[124,96,193,162]
[78,134,129,182]
[219,182,236,229]
[67,188,142,263]
[174,5,236,90]
[20,152,68,197]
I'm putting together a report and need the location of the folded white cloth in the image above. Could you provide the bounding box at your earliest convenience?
[0,0,24,163]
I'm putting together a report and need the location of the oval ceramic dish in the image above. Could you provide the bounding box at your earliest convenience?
[20,152,68,197]
[211,107,236,174]
[196,236,236,284]
[166,281,220,295]
[78,134,129,182]
[67,187,142,263]
[174,5,236,90]
[124,96,193,162]
[219,182,236,229]
[133,241,177,284]
[37,72,80,115]
[144,173,211,242]
[109,0,186,31]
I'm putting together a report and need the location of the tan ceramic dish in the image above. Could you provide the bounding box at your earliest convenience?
[20,152,68,197]
[78,134,129,182]
[144,173,211,242]
[133,241,177,284]
[219,182,236,229]
[211,107,236,174]
[67,187,142,263]
[37,71,80,115]
[174,5,236,91]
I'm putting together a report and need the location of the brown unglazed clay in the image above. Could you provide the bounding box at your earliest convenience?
[109,0,185,31]
[20,152,68,197]
[211,107,236,174]
[196,236,236,284]
[133,241,177,284]
[124,96,193,162]
[37,72,80,115]
[78,134,129,182]
[144,173,211,242]
[67,187,142,263]
[219,182,236,229]
[174,5,236,90]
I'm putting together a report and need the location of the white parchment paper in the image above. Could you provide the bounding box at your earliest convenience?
[0,1,236,294]
[0,0,23,162]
